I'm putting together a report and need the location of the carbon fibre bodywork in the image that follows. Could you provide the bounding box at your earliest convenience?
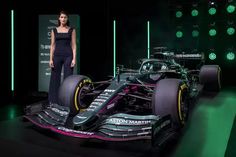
[24,102,172,144]
[24,52,215,145]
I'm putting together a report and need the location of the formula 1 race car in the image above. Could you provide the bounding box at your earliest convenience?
[24,50,221,146]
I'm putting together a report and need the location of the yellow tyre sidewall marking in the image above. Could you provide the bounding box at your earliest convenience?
[74,79,92,111]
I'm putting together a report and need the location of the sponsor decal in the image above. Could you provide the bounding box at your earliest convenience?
[46,68,51,72]
[137,132,150,136]
[50,107,69,116]
[91,102,103,105]
[97,96,110,99]
[49,19,58,25]
[99,89,115,97]
[40,60,50,64]
[94,99,106,102]
[45,72,51,76]
[88,105,97,109]
[104,89,116,92]
[85,88,115,112]
[47,26,56,29]
[40,53,50,56]
[107,118,151,125]
[40,44,51,50]
[100,93,110,96]
[107,103,115,110]
[57,127,94,135]
[76,115,87,119]
[86,109,95,111]
[141,127,152,130]
[175,54,202,58]
[47,31,51,39]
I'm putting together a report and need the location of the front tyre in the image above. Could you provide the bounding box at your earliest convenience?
[58,75,92,115]
[152,79,189,128]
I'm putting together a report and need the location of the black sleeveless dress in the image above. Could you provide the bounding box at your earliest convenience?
[53,27,73,56]
[48,27,74,104]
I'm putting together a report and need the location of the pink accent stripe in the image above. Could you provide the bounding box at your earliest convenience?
[24,116,151,142]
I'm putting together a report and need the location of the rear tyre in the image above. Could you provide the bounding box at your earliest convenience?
[152,79,188,128]
[58,75,92,115]
[199,65,221,92]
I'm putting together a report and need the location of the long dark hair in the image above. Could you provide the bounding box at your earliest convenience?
[58,10,70,26]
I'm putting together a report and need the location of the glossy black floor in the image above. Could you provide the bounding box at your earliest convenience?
[0,117,179,157]
[0,87,236,157]
[0,105,178,157]
[0,118,166,157]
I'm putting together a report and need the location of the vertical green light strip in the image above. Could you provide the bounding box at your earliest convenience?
[113,20,116,77]
[11,10,14,92]
[147,21,150,59]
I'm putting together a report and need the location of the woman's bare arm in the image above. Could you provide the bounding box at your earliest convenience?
[71,28,77,67]
[49,29,55,67]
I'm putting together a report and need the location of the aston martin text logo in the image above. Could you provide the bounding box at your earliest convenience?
[107,118,151,125]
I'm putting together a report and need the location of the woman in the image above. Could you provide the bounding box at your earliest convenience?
[48,10,77,104]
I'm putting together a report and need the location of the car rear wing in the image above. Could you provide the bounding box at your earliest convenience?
[151,51,205,69]
[174,53,205,60]
[152,52,205,60]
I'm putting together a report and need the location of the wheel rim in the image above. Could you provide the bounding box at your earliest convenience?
[78,85,92,109]
[74,79,92,111]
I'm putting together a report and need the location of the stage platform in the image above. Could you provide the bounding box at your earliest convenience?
[0,87,236,157]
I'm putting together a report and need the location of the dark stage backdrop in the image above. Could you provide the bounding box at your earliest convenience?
[2,0,236,104]
[1,5,11,104]
[110,0,236,86]
[3,0,110,104]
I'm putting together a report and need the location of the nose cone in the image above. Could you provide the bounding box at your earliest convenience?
[73,111,96,128]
